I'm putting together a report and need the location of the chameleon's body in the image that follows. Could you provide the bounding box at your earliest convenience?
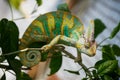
[19,11,84,67]
[19,4,96,68]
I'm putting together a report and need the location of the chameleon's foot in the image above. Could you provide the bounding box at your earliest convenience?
[41,44,52,52]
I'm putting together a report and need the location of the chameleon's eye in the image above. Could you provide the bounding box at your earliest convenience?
[91,39,95,43]
[85,45,90,49]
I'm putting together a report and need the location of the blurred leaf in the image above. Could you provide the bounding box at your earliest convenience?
[0,56,5,62]
[36,0,42,6]
[95,60,106,69]
[92,70,100,79]
[49,52,62,75]
[94,19,106,38]
[0,19,19,59]
[9,0,23,9]
[82,78,88,80]
[64,69,80,75]
[112,44,120,56]
[20,72,32,80]
[118,68,120,76]
[57,3,70,12]
[97,60,118,76]
[1,73,6,80]
[9,59,22,79]
[110,22,120,39]
[102,45,116,60]
[103,75,113,80]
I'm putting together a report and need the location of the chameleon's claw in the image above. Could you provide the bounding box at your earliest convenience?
[41,44,52,52]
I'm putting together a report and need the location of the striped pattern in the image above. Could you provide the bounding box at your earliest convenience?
[19,11,84,67]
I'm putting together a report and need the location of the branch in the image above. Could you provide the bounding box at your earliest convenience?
[55,45,93,79]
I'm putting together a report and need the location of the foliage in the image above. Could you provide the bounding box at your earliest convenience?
[0,1,120,80]
[0,19,31,80]
[8,0,42,9]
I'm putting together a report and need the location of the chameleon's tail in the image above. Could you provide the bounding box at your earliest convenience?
[19,40,47,67]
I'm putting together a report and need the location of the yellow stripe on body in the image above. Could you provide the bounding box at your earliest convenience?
[46,13,55,37]
[32,20,45,35]
[61,12,74,35]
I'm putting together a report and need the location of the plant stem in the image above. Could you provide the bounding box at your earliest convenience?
[61,49,93,80]
[97,37,109,46]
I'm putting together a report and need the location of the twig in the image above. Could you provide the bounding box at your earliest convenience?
[97,37,109,46]
[55,46,93,80]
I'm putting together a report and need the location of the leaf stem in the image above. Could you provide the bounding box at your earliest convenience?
[97,37,109,46]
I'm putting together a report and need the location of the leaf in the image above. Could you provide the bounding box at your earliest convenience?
[94,19,106,38]
[0,19,19,60]
[9,0,23,9]
[0,56,5,62]
[92,70,100,79]
[95,60,106,69]
[20,72,32,80]
[112,44,120,56]
[36,0,42,6]
[1,73,6,80]
[9,59,22,79]
[102,45,116,60]
[49,52,62,75]
[64,69,80,75]
[110,22,120,39]
[57,3,70,12]
[97,60,118,76]
[103,75,113,80]
[82,78,88,80]
[117,68,120,76]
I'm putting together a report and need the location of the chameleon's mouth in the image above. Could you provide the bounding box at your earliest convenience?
[87,41,97,56]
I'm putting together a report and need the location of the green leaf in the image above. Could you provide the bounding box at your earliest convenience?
[0,56,5,62]
[9,0,23,9]
[94,19,106,38]
[0,19,19,59]
[49,52,62,75]
[112,44,120,56]
[118,68,120,76]
[92,70,100,80]
[102,45,116,60]
[1,73,6,80]
[57,3,70,12]
[97,60,118,76]
[64,69,80,75]
[9,59,22,79]
[36,0,42,6]
[95,60,106,69]
[82,78,88,80]
[110,22,120,39]
[20,72,32,80]
[103,75,113,80]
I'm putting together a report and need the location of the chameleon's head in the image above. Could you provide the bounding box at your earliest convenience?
[82,39,97,56]
[78,20,97,56]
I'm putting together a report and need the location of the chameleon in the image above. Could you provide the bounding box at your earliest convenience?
[19,3,96,68]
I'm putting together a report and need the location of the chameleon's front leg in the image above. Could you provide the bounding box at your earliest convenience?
[41,35,77,52]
